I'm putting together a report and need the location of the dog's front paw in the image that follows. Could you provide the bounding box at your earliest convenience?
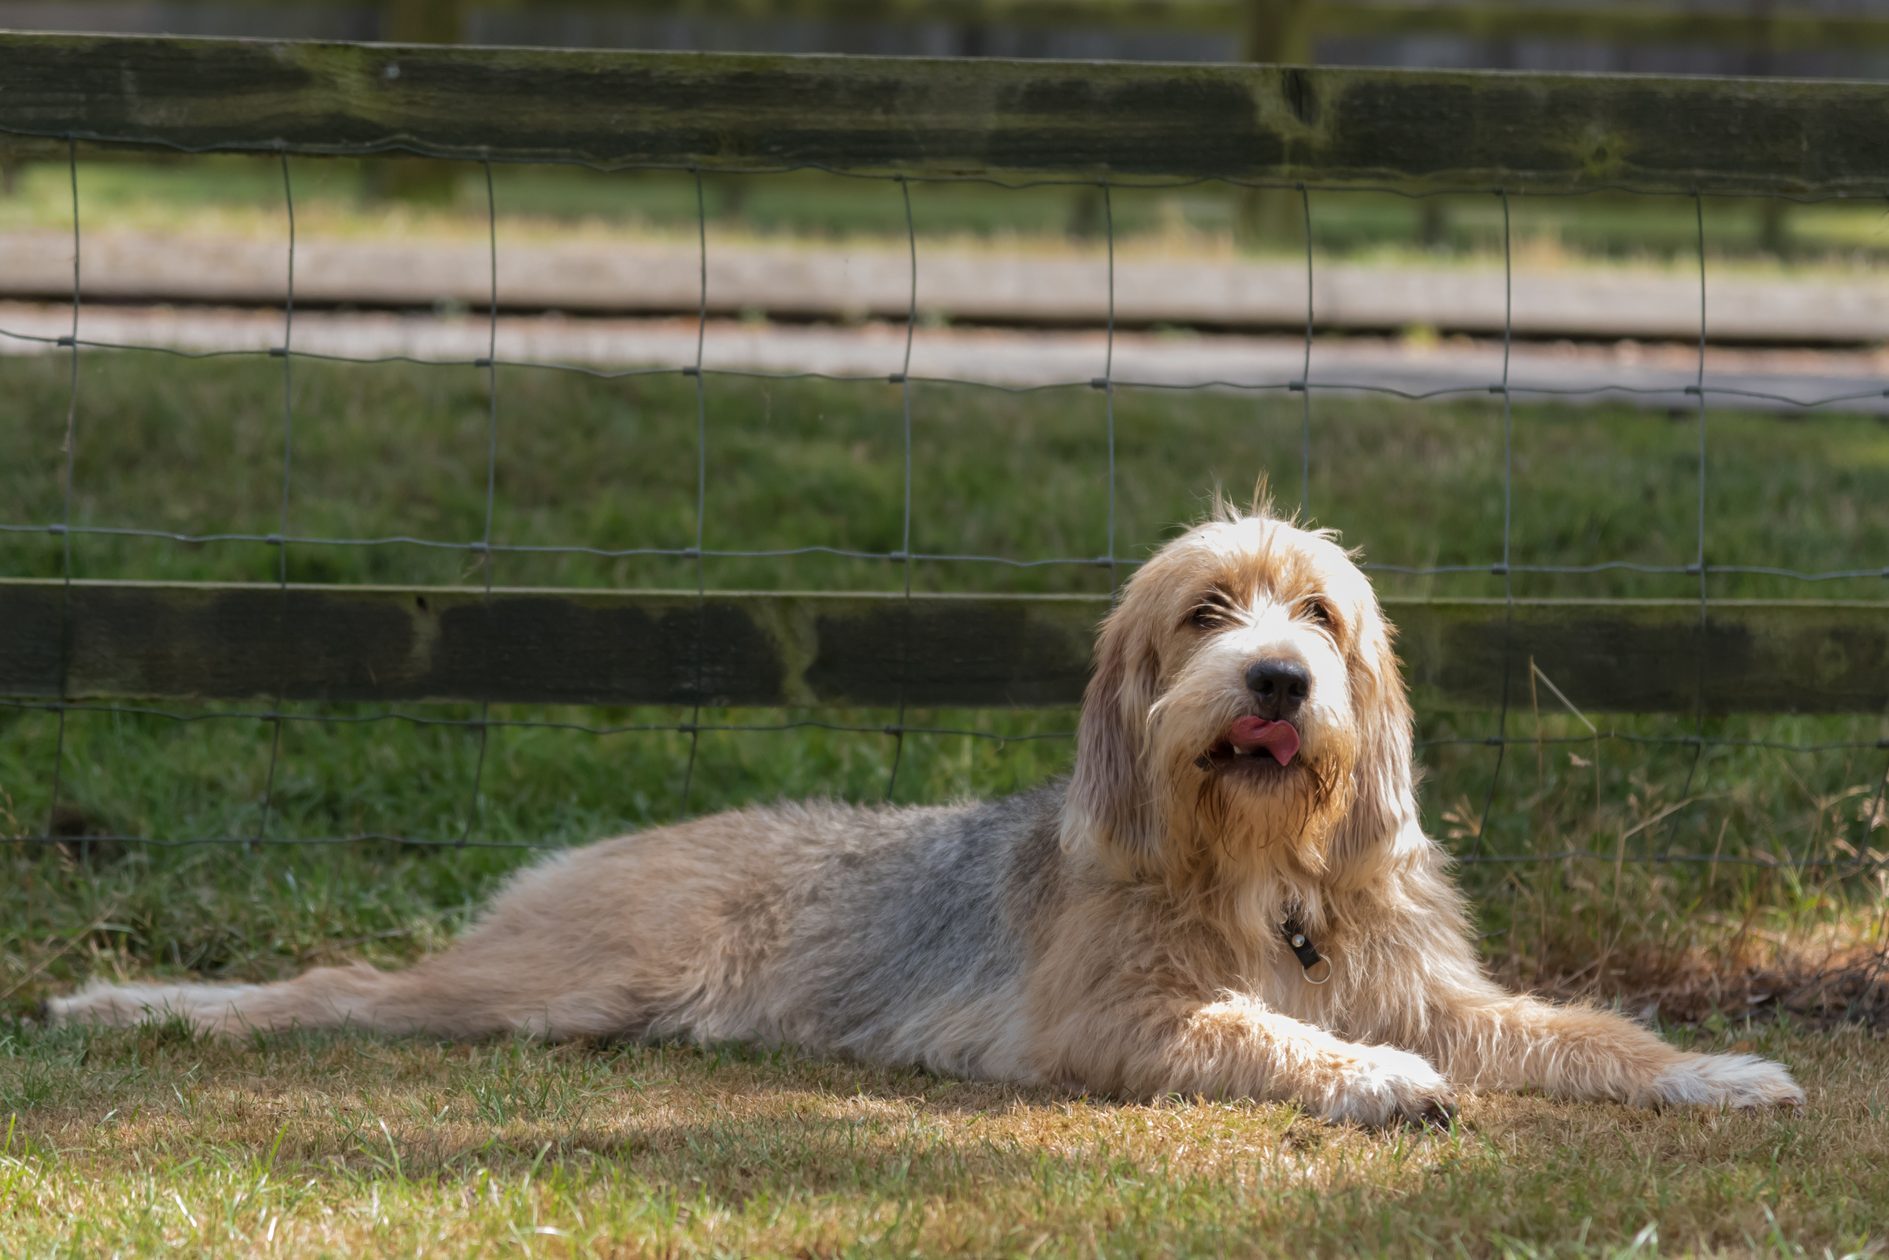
[1319,1044,1457,1127]
[1651,1052,1804,1109]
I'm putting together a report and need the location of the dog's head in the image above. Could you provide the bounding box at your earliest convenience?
[1063,505,1417,884]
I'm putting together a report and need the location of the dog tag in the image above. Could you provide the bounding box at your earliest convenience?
[1281,917,1333,985]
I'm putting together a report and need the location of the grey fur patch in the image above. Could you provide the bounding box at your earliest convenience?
[777,787,1063,1066]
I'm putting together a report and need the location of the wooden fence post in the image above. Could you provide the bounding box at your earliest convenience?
[369,0,470,204]
[1235,0,1315,251]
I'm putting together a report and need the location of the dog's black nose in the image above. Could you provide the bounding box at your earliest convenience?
[1245,659,1310,719]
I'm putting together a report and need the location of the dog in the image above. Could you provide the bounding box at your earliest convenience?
[48,504,1803,1124]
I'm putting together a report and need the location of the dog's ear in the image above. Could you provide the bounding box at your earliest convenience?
[1061,604,1163,877]
[1325,602,1423,872]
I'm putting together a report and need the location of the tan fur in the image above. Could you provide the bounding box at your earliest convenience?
[49,505,1804,1124]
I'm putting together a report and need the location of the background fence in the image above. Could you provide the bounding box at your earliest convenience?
[22,0,1889,70]
[0,31,1885,1017]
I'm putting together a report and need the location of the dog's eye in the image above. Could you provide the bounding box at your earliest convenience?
[1186,590,1233,630]
[1304,597,1333,626]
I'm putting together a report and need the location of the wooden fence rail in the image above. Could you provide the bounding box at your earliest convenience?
[1,32,1887,194]
[3,582,1886,715]
[35,0,1889,55]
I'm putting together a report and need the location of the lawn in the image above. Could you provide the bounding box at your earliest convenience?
[2,1020,1885,1256]
[5,157,1888,274]
[2,346,1886,1256]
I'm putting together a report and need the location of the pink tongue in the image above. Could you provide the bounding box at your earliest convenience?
[1227,716,1300,766]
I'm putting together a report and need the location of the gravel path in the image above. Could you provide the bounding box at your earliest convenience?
[4,230,1887,344]
[2,302,1883,416]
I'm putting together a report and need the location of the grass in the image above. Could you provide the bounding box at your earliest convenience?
[6,159,1889,275]
[1,342,1886,1255]
[2,1020,1886,1256]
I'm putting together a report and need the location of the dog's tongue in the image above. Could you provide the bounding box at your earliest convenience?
[1227,716,1300,766]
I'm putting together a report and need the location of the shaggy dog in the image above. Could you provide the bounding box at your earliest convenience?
[49,506,1804,1124]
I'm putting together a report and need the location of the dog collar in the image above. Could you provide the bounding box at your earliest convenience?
[1281,916,1333,985]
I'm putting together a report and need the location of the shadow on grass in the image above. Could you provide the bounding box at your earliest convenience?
[7,1019,1883,1253]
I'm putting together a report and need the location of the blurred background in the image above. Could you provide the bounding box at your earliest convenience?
[4,1,1888,430]
[2,2,1885,1024]
[12,0,1889,72]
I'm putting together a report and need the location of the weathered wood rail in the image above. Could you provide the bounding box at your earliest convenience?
[39,0,1889,54]
[1,32,1887,195]
[3,582,1886,715]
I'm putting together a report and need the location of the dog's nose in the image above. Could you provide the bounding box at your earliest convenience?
[1245,659,1310,719]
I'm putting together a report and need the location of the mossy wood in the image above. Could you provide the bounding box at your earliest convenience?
[1,581,1884,714]
[44,0,1889,50]
[2,32,1887,194]
[563,0,1889,53]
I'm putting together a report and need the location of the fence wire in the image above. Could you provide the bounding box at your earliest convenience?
[0,128,1884,881]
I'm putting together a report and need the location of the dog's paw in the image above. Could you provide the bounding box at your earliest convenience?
[1651,1052,1804,1109]
[1319,1044,1457,1127]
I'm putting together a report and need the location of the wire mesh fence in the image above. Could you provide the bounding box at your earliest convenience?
[0,32,1884,986]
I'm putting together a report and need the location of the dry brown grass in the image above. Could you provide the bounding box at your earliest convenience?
[2,1019,1884,1256]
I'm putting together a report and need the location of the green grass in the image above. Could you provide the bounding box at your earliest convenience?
[6,158,1889,272]
[1,346,1885,1255]
[7,351,1889,599]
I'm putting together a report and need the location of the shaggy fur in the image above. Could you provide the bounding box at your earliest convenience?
[49,506,1804,1124]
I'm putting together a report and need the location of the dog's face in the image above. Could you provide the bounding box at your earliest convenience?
[1064,510,1415,882]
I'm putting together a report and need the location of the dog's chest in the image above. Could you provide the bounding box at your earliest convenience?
[1222,902,1362,1023]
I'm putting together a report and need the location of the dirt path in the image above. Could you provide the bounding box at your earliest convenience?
[3,302,1883,416]
[4,230,1886,344]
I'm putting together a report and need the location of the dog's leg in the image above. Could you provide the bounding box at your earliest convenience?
[1340,864,1805,1109]
[49,850,684,1040]
[1382,933,1805,1110]
[1402,978,1804,1109]
[43,949,609,1040]
[1051,995,1458,1126]
[49,822,779,1042]
[47,964,443,1038]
